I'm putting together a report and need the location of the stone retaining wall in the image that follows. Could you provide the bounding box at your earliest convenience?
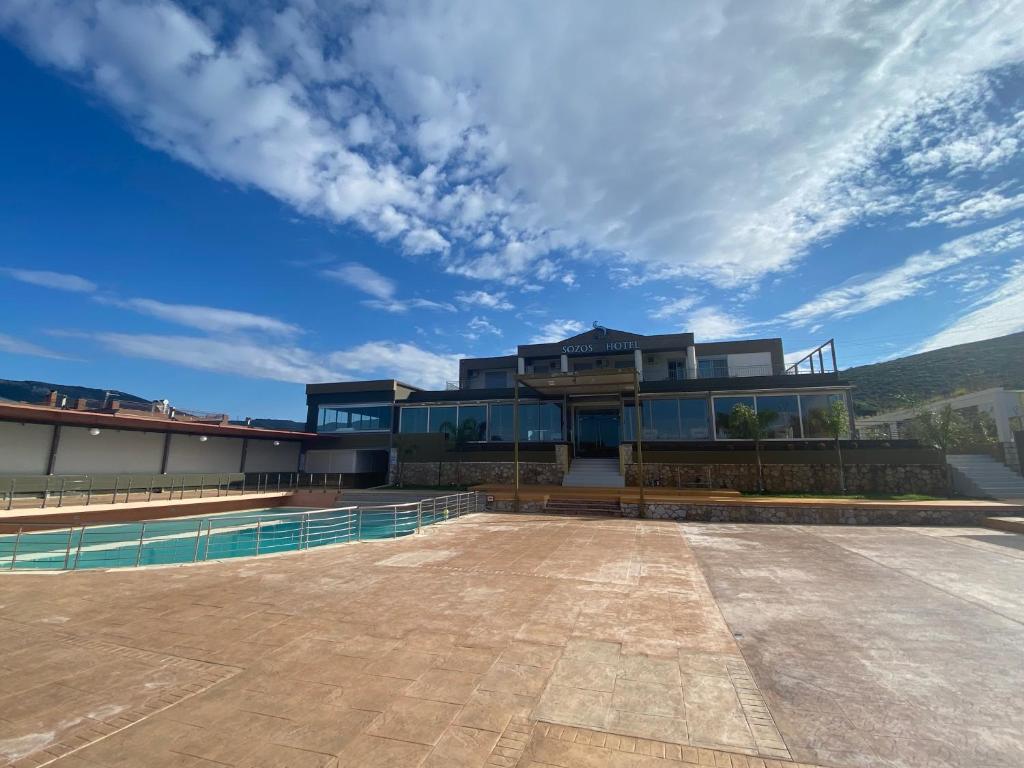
[393,461,562,487]
[621,502,985,525]
[625,462,950,496]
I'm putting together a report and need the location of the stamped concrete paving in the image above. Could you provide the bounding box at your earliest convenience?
[684,523,1024,768]
[0,515,1020,768]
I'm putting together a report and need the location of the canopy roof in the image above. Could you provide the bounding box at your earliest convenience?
[517,368,638,396]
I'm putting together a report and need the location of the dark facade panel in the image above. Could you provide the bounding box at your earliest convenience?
[639,373,845,395]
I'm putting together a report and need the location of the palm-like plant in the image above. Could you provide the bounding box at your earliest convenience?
[819,399,850,492]
[727,403,776,492]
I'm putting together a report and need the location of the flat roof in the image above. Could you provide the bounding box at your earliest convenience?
[0,402,314,440]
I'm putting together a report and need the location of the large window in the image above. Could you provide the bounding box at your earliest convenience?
[757,395,801,439]
[712,392,848,439]
[489,404,513,441]
[800,393,845,438]
[713,396,755,439]
[397,402,559,442]
[518,403,563,441]
[623,398,710,441]
[458,405,487,441]
[698,358,729,379]
[399,407,428,434]
[428,406,458,438]
[680,399,711,439]
[484,371,509,388]
[317,404,392,433]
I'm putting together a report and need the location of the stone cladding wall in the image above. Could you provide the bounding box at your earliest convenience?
[393,461,562,487]
[625,462,949,496]
[620,502,986,526]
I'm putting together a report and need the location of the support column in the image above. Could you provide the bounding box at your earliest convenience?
[560,354,568,373]
[45,425,62,476]
[633,370,646,518]
[517,357,525,375]
[159,432,172,474]
[686,346,698,379]
[633,348,643,381]
[513,377,521,513]
[239,438,249,473]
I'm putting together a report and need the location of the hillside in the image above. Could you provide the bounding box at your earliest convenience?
[0,378,306,432]
[843,332,1024,416]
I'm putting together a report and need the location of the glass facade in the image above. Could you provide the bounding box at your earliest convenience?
[713,396,755,439]
[757,395,801,439]
[623,398,711,441]
[398,402,562,442]
[713,392,846,439]
[317,404,392,433]
[800,393,845,438]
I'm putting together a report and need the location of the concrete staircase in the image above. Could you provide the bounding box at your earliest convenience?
[562,458,625,488]
[543,498,622,516]
[947,454,1024,503]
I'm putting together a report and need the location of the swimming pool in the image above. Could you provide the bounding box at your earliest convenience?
[0,493,479,571]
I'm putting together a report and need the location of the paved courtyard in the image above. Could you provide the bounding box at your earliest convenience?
[0,514,1021,768]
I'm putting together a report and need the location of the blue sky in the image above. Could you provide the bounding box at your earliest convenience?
[2,1,1024,421]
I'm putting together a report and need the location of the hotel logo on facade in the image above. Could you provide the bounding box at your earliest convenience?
[561,339,639,355]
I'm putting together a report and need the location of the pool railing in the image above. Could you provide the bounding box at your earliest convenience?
[0,491,481,571]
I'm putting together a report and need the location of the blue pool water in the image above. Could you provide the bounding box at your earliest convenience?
[0,504,458,571]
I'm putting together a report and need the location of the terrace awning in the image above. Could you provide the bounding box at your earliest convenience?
[512,368,646,516]
[517,368,638,396]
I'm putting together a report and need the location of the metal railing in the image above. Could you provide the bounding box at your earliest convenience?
[0,491,481,571]
[0,472,349,510]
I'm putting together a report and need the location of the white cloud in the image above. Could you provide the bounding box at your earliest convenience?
[455,290,513,310]
[529,319,586,344]
[7,1,1024,287]
[463,315,502,340]
[683,307,753,341]
[326,341,463,390]
[779,220,1024,327]
[913,187,1024,228]
[363,297,456,313]
[649,295,701,321]
[91,331,463,389]
[114,297,300,335]
[0,333,69,359]
[916,261,1024,351]
[323,262,453,312]
[322,263,396,300]
[2,267,96,292]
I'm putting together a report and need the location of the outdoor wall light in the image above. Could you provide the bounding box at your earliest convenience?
[88,427,101,436]
[273,441,281,446]
[198,435,209,442]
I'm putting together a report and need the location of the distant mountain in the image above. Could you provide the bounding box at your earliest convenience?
[843,332,1024,416]
[0,379,148,406]
[228,418,307,432]
[0,378,306,431]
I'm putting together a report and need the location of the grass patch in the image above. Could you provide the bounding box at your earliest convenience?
[740,492,945,501]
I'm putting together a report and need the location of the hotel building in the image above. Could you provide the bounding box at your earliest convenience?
[304,326,858,488]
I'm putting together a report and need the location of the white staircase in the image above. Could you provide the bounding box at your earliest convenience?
[947,454,1024,503]
[562,458,625,488]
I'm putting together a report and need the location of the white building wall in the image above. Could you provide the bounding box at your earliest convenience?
[727,352,773,377]
[642,353,688,381]
[0,422,53,474]
[165,434,243,473]
[53,427,164,475]
[305,449,379,473]
[243,439,301,472]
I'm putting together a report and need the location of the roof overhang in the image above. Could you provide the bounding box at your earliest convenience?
[517,369,638,396]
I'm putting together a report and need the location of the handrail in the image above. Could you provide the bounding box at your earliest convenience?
[0,491,481,572]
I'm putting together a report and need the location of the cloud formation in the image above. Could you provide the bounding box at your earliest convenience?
[2,267,96,292]
[115,297,300,335]
[4,0,1024,290]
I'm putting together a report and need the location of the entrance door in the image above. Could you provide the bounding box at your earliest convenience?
[575,409,621,457]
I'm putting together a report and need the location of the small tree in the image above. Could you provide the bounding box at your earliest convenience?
[820,399,850,492]
[728,403,776,492]
[905,404,962,459]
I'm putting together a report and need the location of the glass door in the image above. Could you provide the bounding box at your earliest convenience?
[575,409,621,457]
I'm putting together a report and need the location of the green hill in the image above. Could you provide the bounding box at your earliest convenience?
[843,332,1024,416]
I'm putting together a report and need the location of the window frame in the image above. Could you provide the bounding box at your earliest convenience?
[316,402,393,434]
